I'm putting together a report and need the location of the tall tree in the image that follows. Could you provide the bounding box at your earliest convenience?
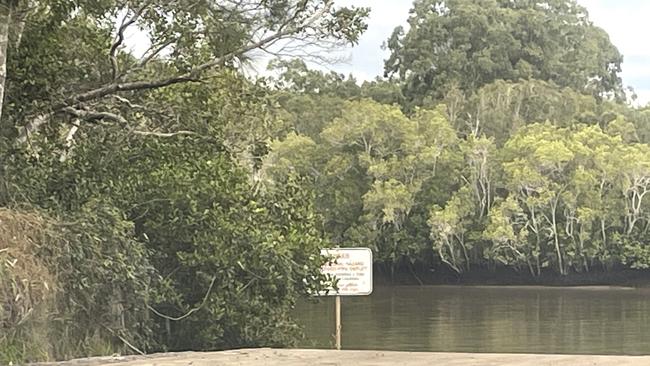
[385,0,624,107]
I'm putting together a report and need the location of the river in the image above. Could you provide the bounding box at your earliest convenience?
[295,285,650,355]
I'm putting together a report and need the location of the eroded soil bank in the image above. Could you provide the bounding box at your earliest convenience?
[33,348,650,366]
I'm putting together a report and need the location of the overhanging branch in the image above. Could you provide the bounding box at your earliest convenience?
[17,0,335,143]
[61,0,334,107]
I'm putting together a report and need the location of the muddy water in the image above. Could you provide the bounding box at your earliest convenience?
[295,286,650,355]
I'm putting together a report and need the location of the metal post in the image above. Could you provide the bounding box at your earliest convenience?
[335,295,341,350]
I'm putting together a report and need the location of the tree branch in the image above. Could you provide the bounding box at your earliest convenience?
[112,95,145,109]
[147,276,217,321]
[17,0,335,143]
[109,2,151,80]
[137,38,176,69]
[62,0,333,107]
[59,75,199,109]
[62,106,129,125]
[102,325,146,356]
[132,130,197,137]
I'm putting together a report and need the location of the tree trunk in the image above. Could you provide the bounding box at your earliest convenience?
[456,234,470,272]
[529,206,542,276]
[10,1,26,50]
[526,258,535,277]
[551,198,565,275]
[0,2,12,124]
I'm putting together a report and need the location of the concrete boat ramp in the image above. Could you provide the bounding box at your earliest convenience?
[34,348,650,365]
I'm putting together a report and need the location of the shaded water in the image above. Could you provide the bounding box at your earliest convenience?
[295,286,650,355]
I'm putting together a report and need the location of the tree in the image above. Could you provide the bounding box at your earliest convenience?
[484,197,533,275]
[385,0,624,107]
[461,135,496,217]
[0,3,371,357]
[266,59,360,140]
[502,123,576,275]
[626,106,650,144]
[2,0,369,146]
[450,79,600,144]
[261,99,461,269]
[2,114,333,359]
[105,137,329,350]
[360,77,404,106]
[261,132,323,185]
[428,185,475,273]
[268,58,361,99]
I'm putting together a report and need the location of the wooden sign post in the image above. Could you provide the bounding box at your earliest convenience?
[319,248,373,350]
[335,295,341,350]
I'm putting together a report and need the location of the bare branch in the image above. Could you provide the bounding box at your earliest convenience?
[112,95,145,109]
[137,38,176,68]
[109,2,151,80]
[147,276,217,321]
[132,130,197,137]
[102,325,146,356]
[62,106,129,125]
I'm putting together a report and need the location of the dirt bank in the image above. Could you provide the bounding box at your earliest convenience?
[32,348,650,366]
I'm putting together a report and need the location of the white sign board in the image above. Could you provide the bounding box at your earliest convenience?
[320,248,373,296]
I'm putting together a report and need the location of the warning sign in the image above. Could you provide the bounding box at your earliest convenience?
[320,248,373,296]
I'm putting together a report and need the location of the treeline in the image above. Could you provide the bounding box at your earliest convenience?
[264,76,650,276]
[2,0,650,363]
[260,0,650,277]
[262,0,650,277]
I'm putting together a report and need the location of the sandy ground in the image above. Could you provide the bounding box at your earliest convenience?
[32,348,650,366]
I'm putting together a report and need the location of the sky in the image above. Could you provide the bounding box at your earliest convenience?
[316,0,650,106]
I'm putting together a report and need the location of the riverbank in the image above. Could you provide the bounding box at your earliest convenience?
[376,265,650,287]
[32,349,650,365]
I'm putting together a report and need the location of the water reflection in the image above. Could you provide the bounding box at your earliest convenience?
[295,286,650,355]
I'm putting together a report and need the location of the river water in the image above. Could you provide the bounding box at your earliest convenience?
[295,286,650,355]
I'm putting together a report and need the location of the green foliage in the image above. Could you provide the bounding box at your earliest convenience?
[621,236,650,269]
[484,197,533,274]
[263,99,461,267]
[0,203,153,363]
[100,136,329,350]
[4,12,112,126]
[428,186,475,273]
[268,59,361,98]
[255,4,650,282]
[6,0,650,362]
[385,0,624,107]
[263,55,650,278]
[51,202,155,358]
[2,125,332,362]
[446,79,602,144]
[0,0,370,358]
[360,78,404,106]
